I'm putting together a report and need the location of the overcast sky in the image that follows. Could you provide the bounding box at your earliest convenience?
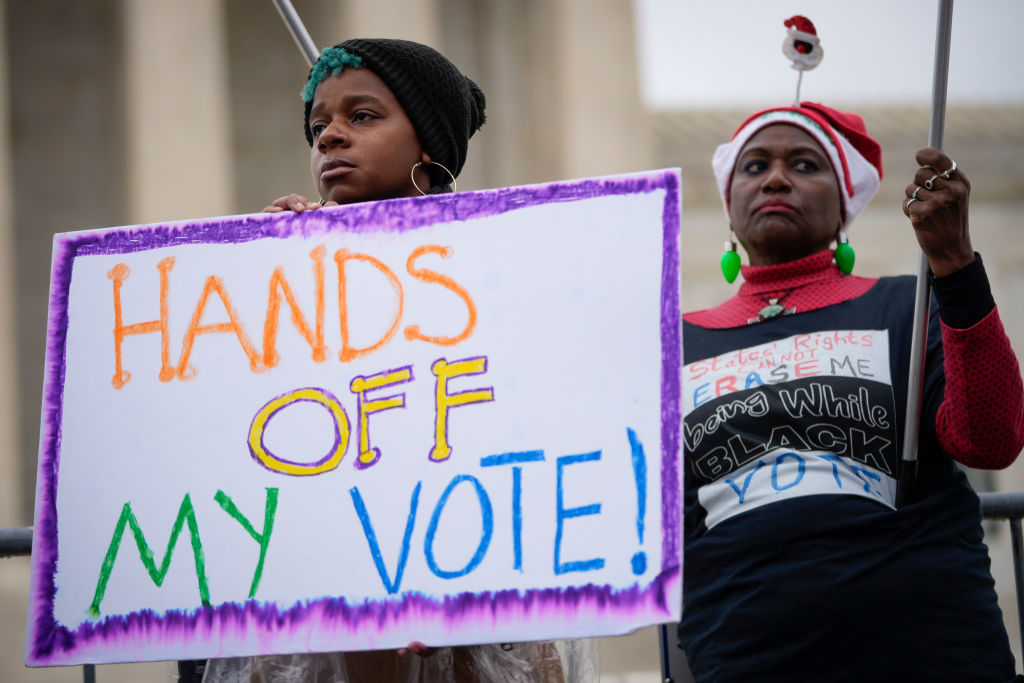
[633,0,1024,109]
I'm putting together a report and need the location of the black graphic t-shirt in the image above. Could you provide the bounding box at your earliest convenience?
[679,277,1016,682]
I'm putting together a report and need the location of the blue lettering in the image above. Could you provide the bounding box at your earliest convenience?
[744,372,765,389]
[555,451,605,575]
[818,454,844,488]
[693,383,712,407]
[424,475,494,579]
[480,450,545,572]
[771,453,805,491]
[850,465,884,497]
[350,482,421,594]
[725,460,766,503]
[627,427,648,577]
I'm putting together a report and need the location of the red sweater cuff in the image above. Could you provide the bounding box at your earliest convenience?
[937,306,1024,469]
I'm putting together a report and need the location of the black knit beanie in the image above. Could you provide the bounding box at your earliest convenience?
[302,39,486,189]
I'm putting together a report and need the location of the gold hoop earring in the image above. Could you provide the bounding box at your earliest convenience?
[411,161,457,195]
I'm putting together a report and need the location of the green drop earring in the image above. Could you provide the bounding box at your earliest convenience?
[720,232,741,283]
[834,230,855,275]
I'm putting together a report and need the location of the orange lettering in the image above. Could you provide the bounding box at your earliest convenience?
[108,257,176,389]
[715,375,738,397]
[262,245,328,368]
[794,360,819,377]
[404,245,477,346]
[176,276,263,380]
[335,249,403,362]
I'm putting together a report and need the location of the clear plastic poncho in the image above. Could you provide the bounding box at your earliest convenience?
[190,639,598,682]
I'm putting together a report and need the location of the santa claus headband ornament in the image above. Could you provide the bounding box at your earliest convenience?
[712,16,883,230]
[783,15,824,78]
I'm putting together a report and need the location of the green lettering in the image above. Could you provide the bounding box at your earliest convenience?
[214,487,279,599]
[89,493,209,617]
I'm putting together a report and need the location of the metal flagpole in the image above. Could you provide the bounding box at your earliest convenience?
[271,0,319,66]
[896,0,955,508]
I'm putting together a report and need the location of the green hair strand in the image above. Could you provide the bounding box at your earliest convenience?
[301,46,364,102]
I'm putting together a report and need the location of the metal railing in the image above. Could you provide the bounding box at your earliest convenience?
[6,492,1024,682]
[977,491,1024,656]
[0,527,30,557]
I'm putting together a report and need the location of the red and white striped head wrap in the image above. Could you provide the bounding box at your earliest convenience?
[712,101,884,225]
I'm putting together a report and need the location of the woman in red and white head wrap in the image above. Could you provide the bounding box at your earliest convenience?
[677,101,1024,681]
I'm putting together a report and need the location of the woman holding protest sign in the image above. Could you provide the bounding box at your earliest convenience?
[677,99,1024,679]
[193,37,594,683]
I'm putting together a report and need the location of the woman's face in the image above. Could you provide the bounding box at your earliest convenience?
[308,68,430,204]
[728,124,843,266]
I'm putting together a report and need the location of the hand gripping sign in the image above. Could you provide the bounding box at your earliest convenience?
[26,170,683,665]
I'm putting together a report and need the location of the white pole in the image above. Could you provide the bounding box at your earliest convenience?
[270,0,319,66]
[897,0,955,508]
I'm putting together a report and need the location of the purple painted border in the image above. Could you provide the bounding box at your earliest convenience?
[66,174,673,257]
[33,569,679,665]
[28,235,75,663]
[27,171,683,664]
[657,172,682,573]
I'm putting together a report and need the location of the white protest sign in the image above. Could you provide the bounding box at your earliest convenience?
[27,170,682,665]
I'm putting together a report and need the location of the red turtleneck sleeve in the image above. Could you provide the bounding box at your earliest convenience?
[932,259,1024,469]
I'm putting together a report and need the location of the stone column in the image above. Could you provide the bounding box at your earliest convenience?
[338,0,442,46]
[8,0,128,523]
[440,0,651,189]
[122,0,234,224]
[0,1,19,527]
[553,0,652,180]
[223,0,333,212]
